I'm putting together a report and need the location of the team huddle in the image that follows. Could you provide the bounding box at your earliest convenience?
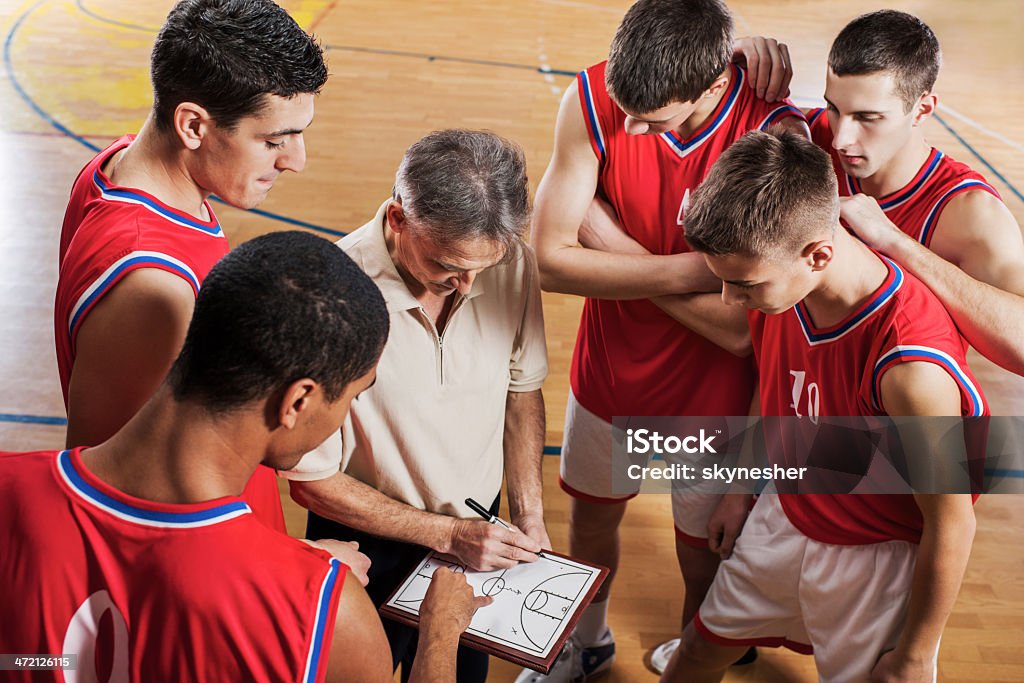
[2,0,1021,682]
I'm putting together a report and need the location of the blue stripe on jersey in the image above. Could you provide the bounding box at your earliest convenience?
[806,108,825,126]
[68,252,201,338]
[918,180,997,246]
[796,258,904,345]
[93,171,224,237]
[304,558,343,683]
[660,66,743,158]
[871,346,984,416]
[58,451,252,526]
[759,104,804,130]
[578,70,606,164]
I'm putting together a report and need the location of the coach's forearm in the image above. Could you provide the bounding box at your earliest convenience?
[291,473,455,552]
[503,389,547,526]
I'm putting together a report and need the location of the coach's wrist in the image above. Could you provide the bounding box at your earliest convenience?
[432,513,460,555]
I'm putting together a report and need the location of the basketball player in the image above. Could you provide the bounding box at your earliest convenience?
[524,0,805,678]
[808,10,1024,381]
[2,231,491,682]
[54,0,326,532]
[665,129,982,683]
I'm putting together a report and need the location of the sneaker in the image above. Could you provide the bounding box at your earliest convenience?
[514,631,616,682]
[650,639,756,674]
[650,637,678,674]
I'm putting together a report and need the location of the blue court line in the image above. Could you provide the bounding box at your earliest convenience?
[323,43,577,77]
[934,113,1024,205]
[74,2,577,77]
[75,0,152,32]
[61,0,1024,209]
[3,415,1024,481]
[984,468,1024,479]
[0,413,68,426]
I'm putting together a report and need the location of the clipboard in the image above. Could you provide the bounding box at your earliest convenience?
[380,550,609,674]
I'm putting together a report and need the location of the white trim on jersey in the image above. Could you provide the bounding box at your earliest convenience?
[67,250,200,338]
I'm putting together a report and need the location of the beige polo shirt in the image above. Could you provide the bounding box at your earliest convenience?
[284,201,548,518]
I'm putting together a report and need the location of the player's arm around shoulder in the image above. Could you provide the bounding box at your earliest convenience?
[531,83,694,299]
[932,189,1024,294]
[922,189,1024,373]
[65,268,195,448]
[875,362,976,682]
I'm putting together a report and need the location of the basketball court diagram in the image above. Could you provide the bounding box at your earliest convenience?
[385,551,602,658]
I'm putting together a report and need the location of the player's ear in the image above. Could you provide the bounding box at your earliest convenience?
[277,378,318,429]
[704,72,731,99]
[911,92,937,126]
[804,240,833,272]
[173,101,214,151]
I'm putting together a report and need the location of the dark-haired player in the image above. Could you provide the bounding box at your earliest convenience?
[55,0,329,531]
[526,0,805,678]
[5,231,490,682]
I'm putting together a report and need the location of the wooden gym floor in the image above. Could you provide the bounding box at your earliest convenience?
[1,0,1022,680]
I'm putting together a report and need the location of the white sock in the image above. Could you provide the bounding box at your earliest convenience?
[574,599,611,647]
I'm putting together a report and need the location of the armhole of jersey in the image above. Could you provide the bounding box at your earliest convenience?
[67,251,201,351]
[758,104,807,131]
[303,557,347,683]
[871,345,985,417]
[576,70,607,164]
[917,181,1002,248]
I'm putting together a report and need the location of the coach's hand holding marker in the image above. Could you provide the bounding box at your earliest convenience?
[445,498,544,571]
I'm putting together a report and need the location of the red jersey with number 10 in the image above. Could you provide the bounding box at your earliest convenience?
[750,256,986,545]
[0,448,345,682]
[572,62,804,422]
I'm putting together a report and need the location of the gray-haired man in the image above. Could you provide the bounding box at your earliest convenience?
[289,129,551,683]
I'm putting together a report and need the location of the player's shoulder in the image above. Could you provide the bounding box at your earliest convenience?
[575,60,615,113]
[62,199,145,261]
[730,65,805,130]
[917,149,999,204]
[0,450,63,500]
[882,264,960,348]
[934,149,991,185]
[0,449,59,470]
[580,59,607,81]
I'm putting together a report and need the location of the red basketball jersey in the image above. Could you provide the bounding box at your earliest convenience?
[54,136,284,532]
[56,135,229,401]
[0,448,345,682]
[572,62,804,421]
[750,256,987,545]
[808,108,1001,247]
